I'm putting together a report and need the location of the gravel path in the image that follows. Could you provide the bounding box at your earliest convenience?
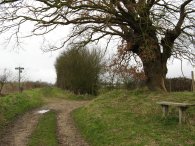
[0,98,89,146]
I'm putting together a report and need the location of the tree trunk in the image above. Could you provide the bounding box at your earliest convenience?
[142,59,167,92]
[130,32,170,92]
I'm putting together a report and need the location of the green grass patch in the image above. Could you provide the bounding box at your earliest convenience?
[38,87,67,98]
[72,89,195,146]
[28,111,58,146]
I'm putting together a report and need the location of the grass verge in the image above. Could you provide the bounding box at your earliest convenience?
[72,89,195,146]
[0,87,66,131]
[28,111,58,146]
[0,90,43,130]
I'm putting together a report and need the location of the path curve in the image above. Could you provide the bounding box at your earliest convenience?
[0,98,89,146]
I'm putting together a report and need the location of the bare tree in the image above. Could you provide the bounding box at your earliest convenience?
[0,0,195,91]
[0,69,12,95]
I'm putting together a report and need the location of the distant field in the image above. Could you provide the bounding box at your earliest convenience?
[73,89,195,146]
[1,81,54,95]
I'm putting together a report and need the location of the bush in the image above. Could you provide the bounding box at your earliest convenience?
[55,45,103,95]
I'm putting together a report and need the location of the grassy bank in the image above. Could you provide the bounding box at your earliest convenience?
[73,89,195,146]
[28,111,58,146]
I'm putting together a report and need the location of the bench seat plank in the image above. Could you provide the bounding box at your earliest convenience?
[157,101,195,107]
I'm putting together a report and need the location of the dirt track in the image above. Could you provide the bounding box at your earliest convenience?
[0,98,89,146]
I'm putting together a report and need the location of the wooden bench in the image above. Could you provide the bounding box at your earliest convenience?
[157,101,195,124]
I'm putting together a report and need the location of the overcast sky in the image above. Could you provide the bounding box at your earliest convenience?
[0,27,194,84]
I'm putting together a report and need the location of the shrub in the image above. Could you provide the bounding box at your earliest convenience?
[55,45,103,95]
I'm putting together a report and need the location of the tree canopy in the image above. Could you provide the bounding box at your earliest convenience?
[0,0,194,91]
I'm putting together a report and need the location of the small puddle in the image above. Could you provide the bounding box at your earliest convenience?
[37,109,50,114]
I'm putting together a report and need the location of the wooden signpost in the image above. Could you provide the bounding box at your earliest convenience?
[15,67,24,93]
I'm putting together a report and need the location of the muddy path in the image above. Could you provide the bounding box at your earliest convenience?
[0,98,89,146]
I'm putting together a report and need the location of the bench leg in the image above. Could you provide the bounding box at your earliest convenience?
[179,107,187,124]
[162,105,169,117]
